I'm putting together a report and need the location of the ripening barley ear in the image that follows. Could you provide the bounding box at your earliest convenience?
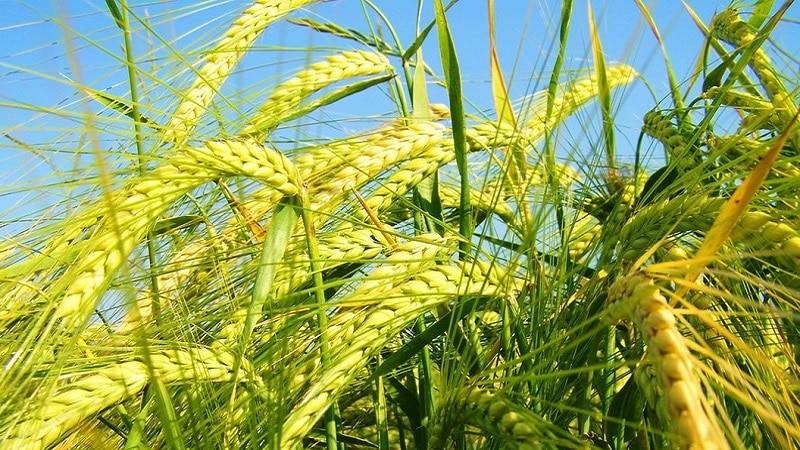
[360,142,455,216]
[50,139,302,327]
[606,274,729,449]
[437,183,517,226]
[273,224,387,299]
[235,120,448,226]
[308,121,449,215]
[164,0,317,144]
[52,164,211,324]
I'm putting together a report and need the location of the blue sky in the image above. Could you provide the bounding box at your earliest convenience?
[1,1,798,235]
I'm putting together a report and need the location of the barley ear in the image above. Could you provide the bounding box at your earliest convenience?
[430,386,548,448]
[54,164,211,323]
[241,50,393,137]
[164,0,317,144]
[3,347,246,450]
[607,274,729,449]
[710,8,795,129]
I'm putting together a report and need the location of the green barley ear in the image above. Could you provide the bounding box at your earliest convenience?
[164,0,317,144]
[641,109,703,173]
[430,386,563,448]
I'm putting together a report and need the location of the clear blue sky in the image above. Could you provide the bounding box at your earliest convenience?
[1,1,798,234]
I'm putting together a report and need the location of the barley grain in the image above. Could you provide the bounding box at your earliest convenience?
[437,183,516,226]
[567,213,601,262]
[642,110,701,172]
[182,140,302,195]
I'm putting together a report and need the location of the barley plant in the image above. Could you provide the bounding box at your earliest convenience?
[2,0,799,449]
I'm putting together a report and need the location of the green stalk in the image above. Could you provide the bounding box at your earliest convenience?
[362,0,411,115]
[603,327,617,417]
[373,354,390,450]
[415,319,435,450]
[112,0,163,323]
[112,3,184,447]
[300,197,339,450]
[544,0,572,239]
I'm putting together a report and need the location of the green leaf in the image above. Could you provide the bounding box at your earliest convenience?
[432,0,471,256]
[104,0,125,30]
[410,50,443,234]
[588,2,617,171]
[149,377,185,450]
[604,375,645,445]
[488,0,523,181]
[385,375,426,446]
[702,50,738,92]
[82,87,162,131]
[749,0,774,29]
[244,196,301,343]
[368,298,480,382]
[635,166,681,208]
[150,215,202,237]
